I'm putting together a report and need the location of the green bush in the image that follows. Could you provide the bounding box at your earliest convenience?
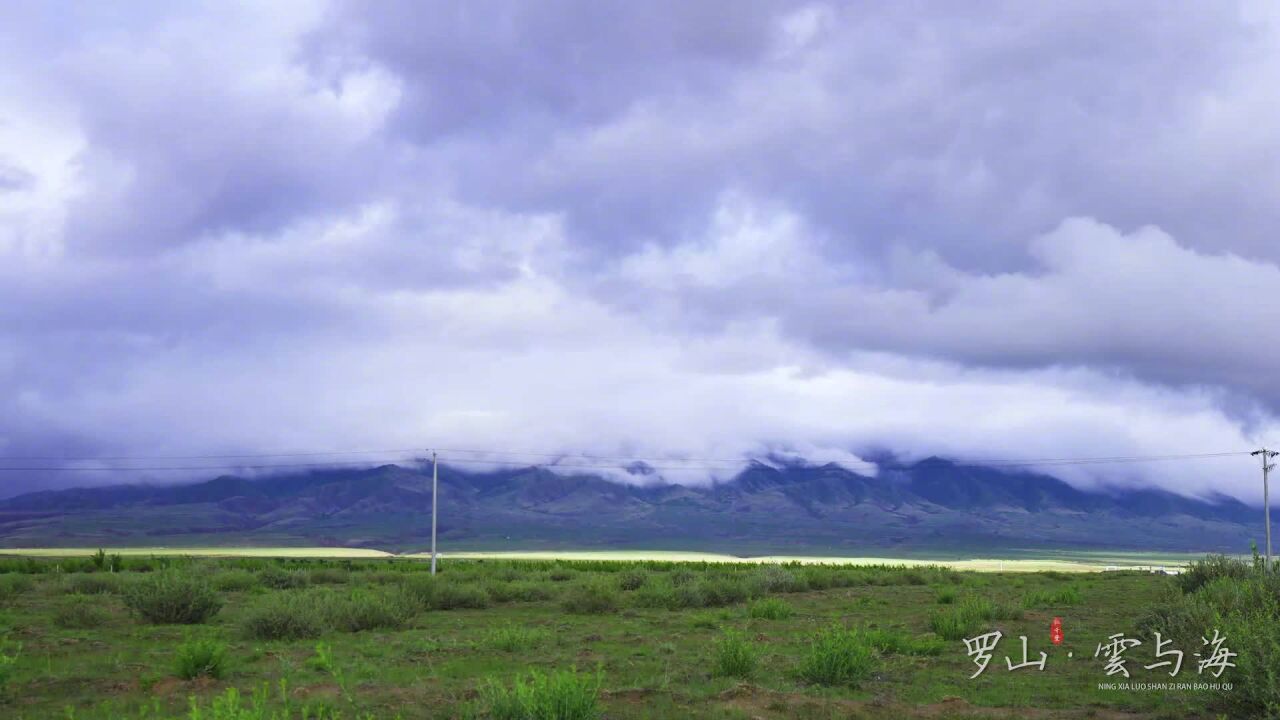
[174,637,227,680]
[1177,554,1253,594]
[928,596,1019,640]
[1138,559,1280,716]
[631,582,677,609]
[669,569,697,587]
[797,625,874,686]
[240,593,325,641]
[211,570,259,592]
[0,575,33,605]
[671,583,705,609]
[0,639,20,692]
[52,595,110,629]
[755,566,805,593]
[258,567,309,589]
[123,572,222,624]
[617,570,648,591]
[307,568,350,585]
[322,588,413,632]
[1022,585,1083,608]
[699,576,755,607]
[402,577,491,610]
[711,629,758,678]
[561,582,619,615]
[746,597,794,620]
[477,667,601,720]
[484,624,551,652]
[486,581,554,603]
[928,609,978,641]
[935,588,957,605]
[63,573,120,595]
[863,627,945,656]
[899,570,928,586]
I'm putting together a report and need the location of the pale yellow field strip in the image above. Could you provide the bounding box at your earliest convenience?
[416,550,1187,572]
[0,547,1190,572]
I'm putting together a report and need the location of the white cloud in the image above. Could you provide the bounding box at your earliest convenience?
[1,1,1279,506]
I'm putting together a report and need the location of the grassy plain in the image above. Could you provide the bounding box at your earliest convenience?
[0,550,1234,719]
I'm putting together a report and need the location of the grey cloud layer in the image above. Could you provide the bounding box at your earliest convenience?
[1,1,1278,499]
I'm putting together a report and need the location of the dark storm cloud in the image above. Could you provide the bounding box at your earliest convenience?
[1,1,1278,499]
[315,1,1280,268]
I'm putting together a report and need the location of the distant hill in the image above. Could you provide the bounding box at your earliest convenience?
[0,458,1262,554]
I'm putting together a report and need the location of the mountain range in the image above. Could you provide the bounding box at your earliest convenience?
[0,458,1262,554]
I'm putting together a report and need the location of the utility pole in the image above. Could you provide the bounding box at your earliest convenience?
[1253,448,1278,570]
[430,450,439,576]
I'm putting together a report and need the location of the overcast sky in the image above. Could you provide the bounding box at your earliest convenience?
[2,1,1279,500]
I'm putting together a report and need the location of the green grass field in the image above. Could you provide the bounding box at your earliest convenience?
[0,550,1241,719]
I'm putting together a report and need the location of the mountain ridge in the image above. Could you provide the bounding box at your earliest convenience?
[0,458,1262,553]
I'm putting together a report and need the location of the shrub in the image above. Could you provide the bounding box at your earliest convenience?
[211,570,258,592]
[755,566,805,593]
[929,596,1020,641]
[1022,585,1083,608]
[1137,562,1280,716]
[631,582,677,610]
[484,624,550,652]
[0,576,33,605]
[863,627,946,657]
[803,569,836,590]
[928,609,978,641]
[63,573,119,595]
[617,570,648,591]
[797,625,874,686]
[477,667,601,720]
[363,570,407,586]
[92,549,124,573]
[548,569,575,583]
[174,637,227,680]
[402,577,491,610]
[240,593,324,641]
[746,597,794,620]
[323,588,413,632]
[1177,554,1253,594]
[688,612,722,630]
[53,595,110,629]
[699,576,755,607]
[669,569,697,587]
[487,581,553,603]
[712,629,758,678]
[935,589,958,605]
[561,582,619,615]
[258,567,309,589]
[0,639,19,692]
[671,583,706,609]
[899,570,928,586]
[306,641,336,674]
[307,568,350,585]
[123,572,222,625]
